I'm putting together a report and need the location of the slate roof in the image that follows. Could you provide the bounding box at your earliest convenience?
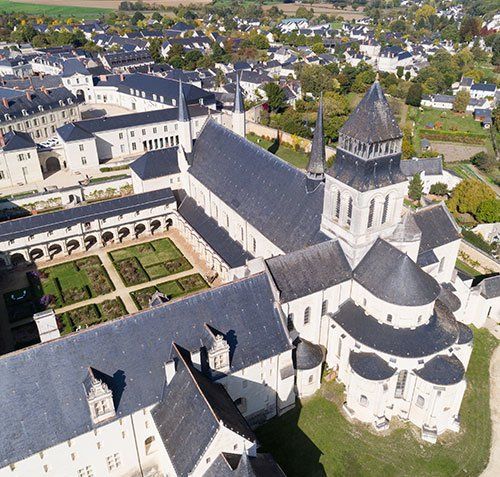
[61,58,90,77]
[102,49,153,68]
[189,120,329,254]
[354,239,441,306]
[0,273,291,467]
[58,104,209,138]
[266,239,351,303]
[57,122,95,141]
[457,322,473,345]
[293,338,324,370]
[0,188,175,242]
[417,249,439,267]
[130,147,180,180]
[478,275,500,299]
[330,300,460,358]
[437,284,461,313]
[178,196,254,268]
[415,354,465,385]
[399,157,443,177]
[2,130,36,151]
[339,81,402,143]
[390,212,421,243]
[151,344,255,476]
[413,202,461,253]
[349,351,396,381]
[471,83,496,92]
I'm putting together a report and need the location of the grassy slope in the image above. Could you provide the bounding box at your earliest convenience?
[257,328,498,477]
[0,0,109,16]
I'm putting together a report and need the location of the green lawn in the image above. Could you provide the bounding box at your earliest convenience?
[456,259,482,277]
[131,273,208,310]
[110,238,192,285]
[246,132,310,170]
[257,328,498,477]
[0,0,109,16]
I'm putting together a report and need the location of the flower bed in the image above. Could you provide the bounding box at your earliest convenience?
[178,274,208,293]
[115,257,149,286]
[131,287,157,310]
[99,298,126,321]
[62,286,90,305]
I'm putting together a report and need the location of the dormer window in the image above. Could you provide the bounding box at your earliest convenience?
[208,334,230,372]
[84,368,116,425]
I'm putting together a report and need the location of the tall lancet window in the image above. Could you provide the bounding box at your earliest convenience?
[367,199,375,229]
[346,197,353,226]
[335,191,341,219]
[381,195,390,224]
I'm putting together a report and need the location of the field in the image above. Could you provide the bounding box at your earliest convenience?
[262,2,366,20]
[9,0,210,13]
[257,328,498,477]
[0,0,110,16]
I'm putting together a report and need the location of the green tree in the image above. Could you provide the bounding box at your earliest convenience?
[453,90,470,113]
[408,173,424,201]
[297,64,334,97]
[396,66,404,79]
[476,199,500,223]
[263,83,287,112]
[471,152,494,172]
[151,12,163,22]
[131,11,145,26]
[148,37,163,63]
[296,6,314,20]
[447,179,495,218]
[405,83,422,107]
[429,182,449,196]
[402,126,414,160]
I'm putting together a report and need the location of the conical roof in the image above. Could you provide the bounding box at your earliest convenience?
[339,81,402,143]
[235,452,258,477]
[306,95,326,178]
[293,338,324,370]
[233,73,245,114]
[354,238,441,306]
[178,80,190,122]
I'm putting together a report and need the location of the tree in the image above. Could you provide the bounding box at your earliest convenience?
[470,151,494,172]
[297,64,334,97]
[263,82,286,112]
[459,16,481,42]
[296,6,314,20]
[405,83,422,107]
[151,12,163,22]
[408,173,424,201]
[148,37,163,63]
[396,66,404,79]
[131,11,145,26]
[402,126,414,160]
[447,179,495,218]
[476,199,500,223]
[453,90,470,113]
[429,182,449,196]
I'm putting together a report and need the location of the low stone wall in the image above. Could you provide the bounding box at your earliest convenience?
[459,240,500,274]
[246,121,336,160]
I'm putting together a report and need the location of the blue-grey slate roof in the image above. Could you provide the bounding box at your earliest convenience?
[413,203,461,253]
[0,273,291,467]
[415,354,465,385]
[266,239,351,303]
[330,300,459,358]
[130,147,180,180]
[189,120,329,253]
[354,238,441,306]
[2,130,36,151]
[417,249,439,267]
[178,196,254,268]
[57,122,95,141]
[399,157,443,177]
[0,188,175,241]
[349,351,396,381]
[151,345,255,476]
[293,338,324,370]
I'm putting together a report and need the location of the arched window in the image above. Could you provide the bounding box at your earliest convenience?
[416,395,425,408]
[346,197,353,226]
[359,395,368,407]
[303,307,311,325]
[367,198,375,228]
[321,300,328,316]
[387,314,392,323]
[381,195,390,224]
[287,313,294,331]
[144,436,155,455]
[252,237,257,254]
[308,375,314,384]
[335,191,341,219]
[395,370,408,398]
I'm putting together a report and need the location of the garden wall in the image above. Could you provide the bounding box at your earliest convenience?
[460,241,500,274]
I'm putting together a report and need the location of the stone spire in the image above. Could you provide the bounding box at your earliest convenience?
[306,94,326,180]
[233,73,245,114]
[178,80,190,122]
[232,73,246,137]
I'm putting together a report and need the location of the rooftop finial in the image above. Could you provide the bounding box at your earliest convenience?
[178,80,190,122]
[306,92,326,180]
[233,72,245,114]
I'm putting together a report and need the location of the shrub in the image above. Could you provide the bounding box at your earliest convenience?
[408,173,424,201]
[62,287,90,305]
[470,152,494,173]
[178,274,207,292]
[462,228,493,253]
[100,299,125,320]
[476,199,500,223]
[429,182,449,196]
[116,258,148,286]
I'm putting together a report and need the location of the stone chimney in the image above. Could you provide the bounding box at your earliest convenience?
[33,309,60,343]
[208,334,230,373]
[2,97,8,108]
[25,90,32,101]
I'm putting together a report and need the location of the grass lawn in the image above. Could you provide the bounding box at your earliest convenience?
[0,0,109,16]
[131,273,208,310]
[456,259,482,277]
[246,132,310,170]
[257,328,498,477]
[110,238,192,285]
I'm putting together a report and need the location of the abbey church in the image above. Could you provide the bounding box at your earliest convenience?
[0,81,490,477]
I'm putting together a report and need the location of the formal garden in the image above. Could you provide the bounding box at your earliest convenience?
[109,238,192,286]
[3,256,114,324]
[58,298,127,335]
[256,328,498,477]
[131,273,208,310]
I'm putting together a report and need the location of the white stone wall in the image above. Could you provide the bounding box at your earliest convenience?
[60,136,100,171]
[296,364,322,398]
[0,146,44,188]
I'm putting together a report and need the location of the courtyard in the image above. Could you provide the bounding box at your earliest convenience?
[0,230,214,351]
[256,328,498,477]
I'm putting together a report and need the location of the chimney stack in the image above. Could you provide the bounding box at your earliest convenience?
[2,97,8,108]
[119,73,124,82]
[25,90,31,101]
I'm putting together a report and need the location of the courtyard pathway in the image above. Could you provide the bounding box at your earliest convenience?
[481,319,500,477]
